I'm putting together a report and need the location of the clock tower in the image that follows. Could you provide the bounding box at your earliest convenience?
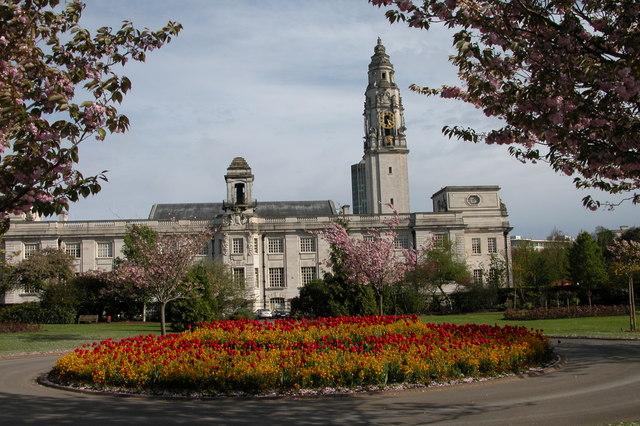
[351,38,410,214]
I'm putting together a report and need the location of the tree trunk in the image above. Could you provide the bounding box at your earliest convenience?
[587,289,592,308]
[160,302,167,336]
[629,275,637,332]
[378,290,384,316]
[142,303,147,323]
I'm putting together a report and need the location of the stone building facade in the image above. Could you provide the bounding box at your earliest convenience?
[1,40,513,310]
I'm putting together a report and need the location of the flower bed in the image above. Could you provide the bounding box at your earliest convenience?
[504,305,628,320]
[51,315,550,395]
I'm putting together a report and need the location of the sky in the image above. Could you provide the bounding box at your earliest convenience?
[65,0,639,239]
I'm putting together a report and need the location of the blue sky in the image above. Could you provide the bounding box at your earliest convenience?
[69,0,638,238]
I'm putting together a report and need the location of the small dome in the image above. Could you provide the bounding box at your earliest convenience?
[228,157,251,170]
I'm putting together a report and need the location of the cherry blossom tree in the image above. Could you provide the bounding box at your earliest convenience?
[0,0,181,232]
[609,239,640,331]
[321,217,417,315]
[370,0,639,209]
[112,231,212,335]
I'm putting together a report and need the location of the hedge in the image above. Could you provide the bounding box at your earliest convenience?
[504,305,628,320]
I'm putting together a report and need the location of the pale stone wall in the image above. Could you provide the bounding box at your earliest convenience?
[2,199,513,307]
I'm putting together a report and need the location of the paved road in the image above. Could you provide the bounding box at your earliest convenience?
[1,339,639,425]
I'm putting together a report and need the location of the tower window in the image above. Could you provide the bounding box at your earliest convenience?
[390,198,394,205]
[235,183,245,204]
[382,72,386,79]
[388,167,392,174]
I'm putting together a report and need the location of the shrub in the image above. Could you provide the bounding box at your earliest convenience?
[290,278,378,318]
[169,260,249,331]
[504,304,628,320]
[0,302,76,324]
[450,287,511,313]
[0,322,42,333]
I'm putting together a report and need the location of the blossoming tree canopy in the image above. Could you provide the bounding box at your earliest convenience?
[370,0,640,209]
[0,0,182,230]
[320,218,418,314]
[111,231,212,335]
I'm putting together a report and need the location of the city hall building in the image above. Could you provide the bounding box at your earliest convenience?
[1,40,513,311]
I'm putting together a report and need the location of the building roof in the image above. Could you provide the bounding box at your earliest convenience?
[227,157,251,170]
[148,200,337,220]
[431,185,501,198]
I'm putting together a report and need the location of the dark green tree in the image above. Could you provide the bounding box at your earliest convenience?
[6,248,74,294]
[569,232,608,307]
[404,240,471,310]
[170,260,248,330]
[621,227,640,242]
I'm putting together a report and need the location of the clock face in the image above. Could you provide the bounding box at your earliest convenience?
[379,112,395,129]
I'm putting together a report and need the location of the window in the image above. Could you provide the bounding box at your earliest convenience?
[199,243,209,256]
[24,243,39,259]
[388,166,393,174]
[467,194,481,205]
[381,72,386,79]
[300,237,316,253]
[301,266,317,285]
[364,235,374,242]
[270,297,285,311]
[394,236,410,249]
[255,268,260,288]
[473,269,483,285]
[268,238,284,253]
[97,241,113,258]
[434,234,447,247]
[390,198,394,205]
[235,183,245,204]
[488,237,497,254]
[269,267,285,287]
[232,238,244,254]
[65,242,81,258]
[218,239,223,255]
[471,238,481,254]
[254,238,259,253]
[232,267,245,284]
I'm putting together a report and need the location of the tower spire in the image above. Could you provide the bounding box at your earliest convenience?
[351,39,410,215]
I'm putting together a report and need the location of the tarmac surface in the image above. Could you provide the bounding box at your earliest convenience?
[1,338,639,425]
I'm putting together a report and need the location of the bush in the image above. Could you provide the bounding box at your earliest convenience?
[0,302,76,324]
[227,307,255,320]
[169,260,249,331]
[449,286,510,313]
[0,322,41,333]
[504,304,628,320]
[290,278,378,318]
[383,282,431,315]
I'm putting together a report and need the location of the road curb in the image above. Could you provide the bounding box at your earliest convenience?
[548,335,640,341]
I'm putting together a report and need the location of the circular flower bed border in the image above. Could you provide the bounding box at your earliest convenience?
[48,315,553,397]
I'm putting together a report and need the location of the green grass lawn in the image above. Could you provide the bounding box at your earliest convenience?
[421,312,640,339]
[0,322,162,356]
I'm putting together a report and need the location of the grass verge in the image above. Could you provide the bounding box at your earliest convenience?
[2,312,639,356]
[421,312,640,339]
[0,322,161,356]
